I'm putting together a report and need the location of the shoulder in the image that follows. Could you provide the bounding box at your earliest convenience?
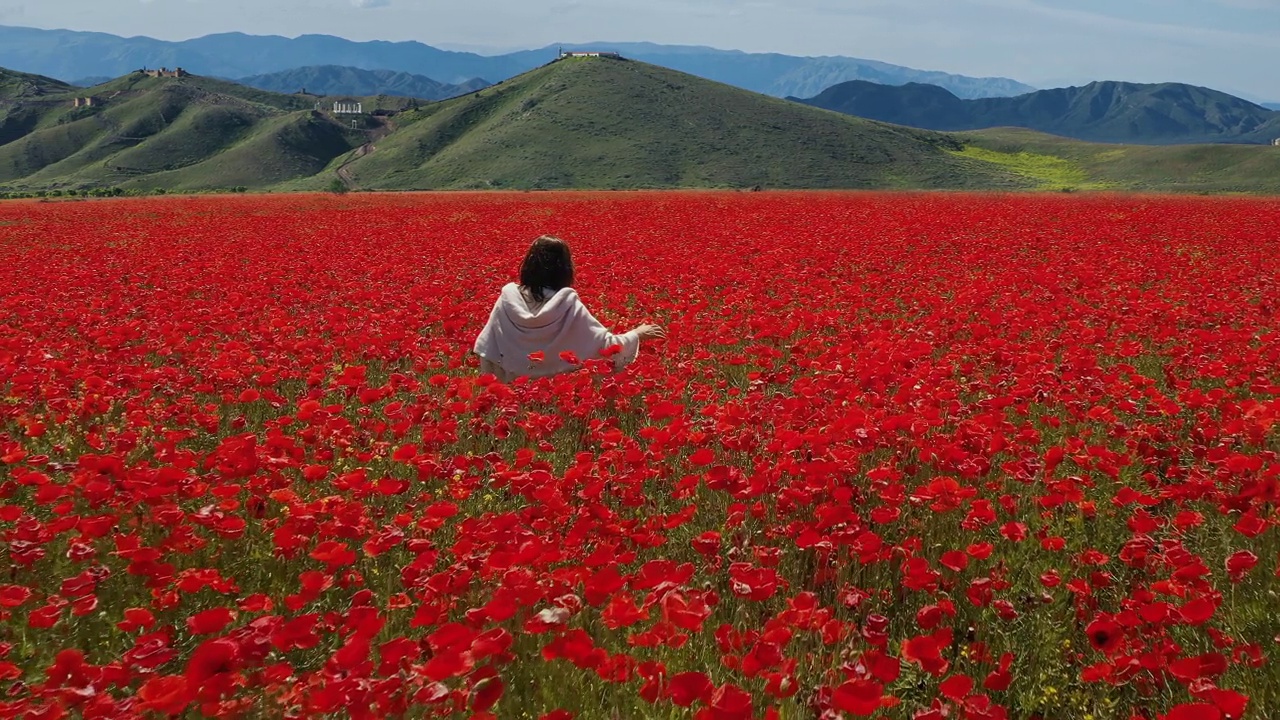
[556,287,583,307]
[541,286,585,314]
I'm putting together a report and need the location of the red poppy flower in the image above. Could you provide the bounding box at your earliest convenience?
[939,674,974,700]
[902,633,951,676]
[940,551,969,573]
[668,671,713,707]
[137,675,191,715]
[1086,617,1123,654]
[186,607,236,635]
[1181,597,1218,626]
[1167,703,1221,720]
[689,448,715,466]
[471,676,504,713]
[832,679,883,716]
[1207,689,1248,718]
[0,585,33,608]
[1225,550,1258,583]
[699,683,753,720]
[185,638,239,686]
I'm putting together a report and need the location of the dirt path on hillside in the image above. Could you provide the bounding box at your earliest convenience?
[335,117,394,191]
[336,143,371,190]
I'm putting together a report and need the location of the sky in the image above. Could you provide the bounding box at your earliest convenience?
[3,0,1280,100]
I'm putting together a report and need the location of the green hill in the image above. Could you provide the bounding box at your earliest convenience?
[795,80,1280,145]
[956,127,1280,193]
[319,56,1026,191]
[0,67,73,99]
[0,70,389,191]
[0,68,77,147]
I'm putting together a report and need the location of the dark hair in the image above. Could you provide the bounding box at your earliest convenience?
[519,235,575,298]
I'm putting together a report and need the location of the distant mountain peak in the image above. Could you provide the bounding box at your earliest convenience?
[797,78,1280,145]
[235,65,489,100]
[0,24,1034,100]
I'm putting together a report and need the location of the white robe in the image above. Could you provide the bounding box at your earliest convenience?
[473,283,641,383]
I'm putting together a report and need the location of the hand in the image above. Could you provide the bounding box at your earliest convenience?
[634,324,666,340]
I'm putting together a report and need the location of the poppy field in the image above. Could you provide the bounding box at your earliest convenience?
[1,191,1278,720]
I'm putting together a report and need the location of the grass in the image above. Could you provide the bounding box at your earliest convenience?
[0,67,72,100]
[117,112,359,191]
[14,88,207,184]
[960,127,1280,194]
[948,145,1113,191]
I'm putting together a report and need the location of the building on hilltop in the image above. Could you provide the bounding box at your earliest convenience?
[557,48,622,59]
[333,101,363,115]
[142,67,188,78]
[1273,138,1280,147]
[72,97,97,108]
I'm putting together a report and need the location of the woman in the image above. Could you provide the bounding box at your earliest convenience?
[473,235,665,383]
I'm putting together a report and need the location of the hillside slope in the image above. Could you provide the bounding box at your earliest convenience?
[795,80,1280,145]
[237,65,489,101]
[957,127,1280,193]
[0,67,74,99]
[0,71,364,190]
[0,25,1033,100]
[327,56,1028,191]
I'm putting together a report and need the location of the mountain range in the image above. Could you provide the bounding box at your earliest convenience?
[5,58,1280,196]
[794,80,1280,145]
[0,25,1034,100]
[236,66,489,101]
[68,68,488,101]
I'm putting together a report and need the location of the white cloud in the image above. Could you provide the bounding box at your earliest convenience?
[351,0,390,7]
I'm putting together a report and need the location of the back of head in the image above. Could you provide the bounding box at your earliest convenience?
[520,235,575,299]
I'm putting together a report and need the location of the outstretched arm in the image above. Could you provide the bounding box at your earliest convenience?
[573,295,665,371]
[582,312,641,370]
